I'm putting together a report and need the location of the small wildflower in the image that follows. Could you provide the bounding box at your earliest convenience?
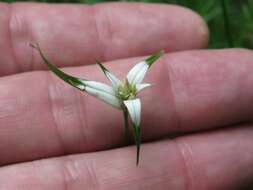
[31,43,163,165]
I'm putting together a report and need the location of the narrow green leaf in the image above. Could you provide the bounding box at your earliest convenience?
[145,50,164,67]
[96,59,108,75]
[96,59,121,89]
[30,43,86,91]
[133,123,141,166]
[123,109,130,144]
[31,43,121,108]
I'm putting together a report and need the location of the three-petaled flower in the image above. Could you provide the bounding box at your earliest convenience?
[31,43,163,165]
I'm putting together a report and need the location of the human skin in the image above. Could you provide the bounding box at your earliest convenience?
[0,2,252,190]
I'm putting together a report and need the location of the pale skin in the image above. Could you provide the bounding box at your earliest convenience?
[0,2,253,190]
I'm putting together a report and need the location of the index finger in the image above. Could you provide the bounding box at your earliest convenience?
[0,2,208,75]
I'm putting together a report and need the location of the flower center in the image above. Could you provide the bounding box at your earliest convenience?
[117,80,137,100]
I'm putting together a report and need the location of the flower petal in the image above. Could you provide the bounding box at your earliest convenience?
[123,99,141,165]
[84,84,121,108]
[31,43,121,109]
[96,60,121,89]
[126,61,148,85]
[123,99,141,126]
[136,83,152,93]
[126,50,164,85]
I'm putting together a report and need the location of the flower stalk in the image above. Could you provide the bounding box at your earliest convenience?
[123,108,130,144]
[31,43,163,165]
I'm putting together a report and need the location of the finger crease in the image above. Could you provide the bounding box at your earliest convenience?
[60,157,79,190]
[7,4,22,73]
[84,159,100,189]
[174,138,196,190]
[46,72,68,155]
[92,5,106,61]
[77,93,91,152]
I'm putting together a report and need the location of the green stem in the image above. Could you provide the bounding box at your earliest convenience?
[132,124,141,166]
[123,110,130,144]
[221,0,234,47]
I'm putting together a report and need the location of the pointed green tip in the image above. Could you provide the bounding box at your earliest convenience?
[96,59,108,75]
[29,43,37,49]
[145,50,165,67]
[31,42,87,91]
[132,123,141,166]
[30,43,41,53]
[136,149,140,166]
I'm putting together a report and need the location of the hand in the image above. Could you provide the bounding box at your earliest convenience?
[0,2,252,189]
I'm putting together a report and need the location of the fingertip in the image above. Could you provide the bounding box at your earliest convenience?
[188,10,209,49]
[167,5,209,50]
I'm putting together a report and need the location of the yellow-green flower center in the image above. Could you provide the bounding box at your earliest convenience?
[117,80,137,100]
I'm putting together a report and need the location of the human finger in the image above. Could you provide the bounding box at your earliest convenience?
[0,125,252,189]
[0,2,208,75]
[0,49,252,165]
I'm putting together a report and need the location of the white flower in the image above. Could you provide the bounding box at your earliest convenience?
[31,43,163,165]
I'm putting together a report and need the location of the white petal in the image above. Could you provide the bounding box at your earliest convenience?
[126,61,148,85]
[85,87,121,108]
[83,81,121,108]
[123,99,141,126]
[126,61,146,82]
[105,71,121,89]
[83,81,114,94]
[126,51,164,85]
[136,83,152,93]
[97,60,121,89]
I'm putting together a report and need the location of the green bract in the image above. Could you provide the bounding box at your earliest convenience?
[31,43,164,165]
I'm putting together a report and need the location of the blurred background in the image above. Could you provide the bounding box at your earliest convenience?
[1,0,253,49]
